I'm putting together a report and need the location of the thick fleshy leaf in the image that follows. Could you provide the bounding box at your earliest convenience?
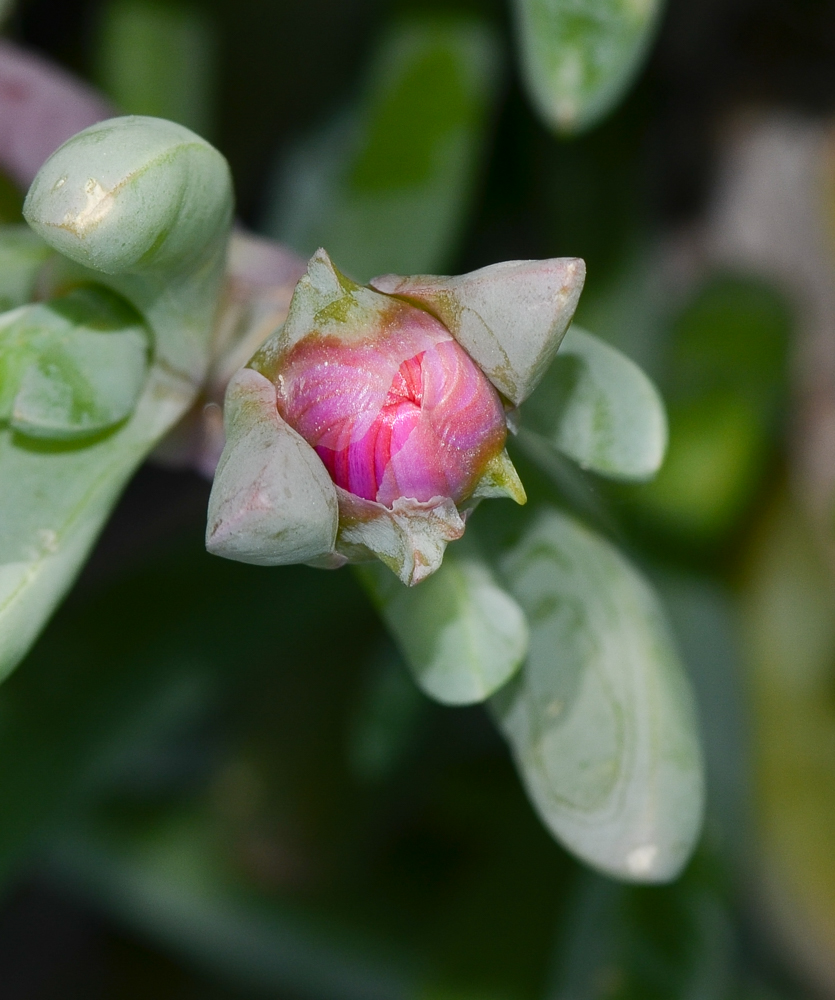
[512,0,664,135]
[371,257,585,406]
[0,41,112,190]
[1,286,149,440]
[206,368,339,567]
[491,509,703,881]
[24,115,232,380]
[94,0,216,138]
[358,549,528,705]
[0,117,233,683]
[0,225,52,310]
[524,325,667,480]
[0,366,193,684]
[265,18,500,281]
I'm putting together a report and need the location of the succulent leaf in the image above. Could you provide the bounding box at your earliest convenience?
[524,324,667,481]
[512,0,664,135]
[492,508,704,881]
[1,116,234,684]
[6,286,149,440]
[358,548,529,703]
[23,115,232,380]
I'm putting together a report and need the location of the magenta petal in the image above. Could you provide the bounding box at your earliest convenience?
[275,300,507,508]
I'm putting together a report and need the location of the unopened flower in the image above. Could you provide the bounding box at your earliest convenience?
[206,249,584,585]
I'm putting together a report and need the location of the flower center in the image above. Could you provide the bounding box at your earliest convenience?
[384,353,424,409]
[315,353,427,502]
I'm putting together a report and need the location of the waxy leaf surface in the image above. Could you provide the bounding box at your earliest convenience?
[206,368,339,567]
[525,325,667,480]
[492,509,703,881]
[358,549,528,705]
[0,116,233,683]
[1,286,149,440]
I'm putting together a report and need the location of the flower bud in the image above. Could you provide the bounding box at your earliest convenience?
[208,249,585,585]
[273,301,508,508]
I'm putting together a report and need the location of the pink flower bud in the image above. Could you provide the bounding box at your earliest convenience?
[209,248,587,586]
[273,303,508,509]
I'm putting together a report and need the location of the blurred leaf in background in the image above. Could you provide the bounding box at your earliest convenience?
[622,274,791,551]
[512,0,664,135]
[546,866,733,1000]
[741,493,835,996]
[94,0,216,139]
[264,16,501,281]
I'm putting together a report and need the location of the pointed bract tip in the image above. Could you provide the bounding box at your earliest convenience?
[471,449,527,505]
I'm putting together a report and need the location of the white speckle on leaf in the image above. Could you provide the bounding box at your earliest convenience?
[626,844,657,875]
[63,177,113,233]
[36,528,58,554]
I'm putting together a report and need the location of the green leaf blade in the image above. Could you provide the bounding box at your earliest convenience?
[266,17,501,281]
[513,0,664,134]
[525,325,667,481]
[0,225,52,311]
[7,286,150,440]
[492,508,703,881]
[358,550,529,706]
[0,364,193,685]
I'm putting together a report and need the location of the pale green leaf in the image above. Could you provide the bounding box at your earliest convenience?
[0,225,52,311]
[266,18,500,281]
[524,325,667,480]
[3,286,149,440]
[0,116,233,683]
[492,508,703,881]
[358,549,529,706]
[513,0,664,134]
[206,368,339,567]
[0,365,193,684]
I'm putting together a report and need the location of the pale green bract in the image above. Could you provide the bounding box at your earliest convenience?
[357,549,529,706]
[523,324,667,480]
[492,509,704,881]
[513,0,664,134]
[0,115,233,684]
